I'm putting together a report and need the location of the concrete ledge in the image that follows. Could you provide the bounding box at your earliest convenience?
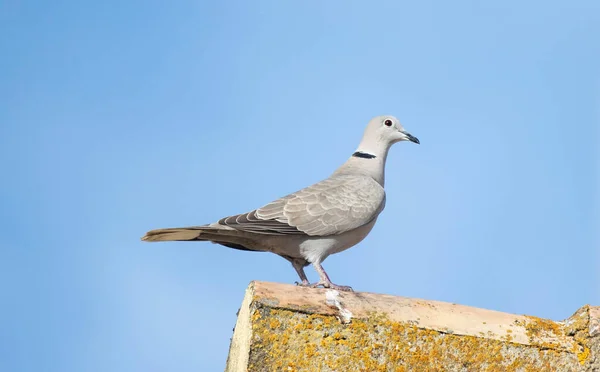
[226,281,599,371]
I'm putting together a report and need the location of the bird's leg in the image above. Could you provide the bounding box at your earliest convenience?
[290,258,310,286]
[309,262,353,292]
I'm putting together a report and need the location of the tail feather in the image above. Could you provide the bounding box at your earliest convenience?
[141,227,209,242]
[141,226,262,252]
[141,225,249,243]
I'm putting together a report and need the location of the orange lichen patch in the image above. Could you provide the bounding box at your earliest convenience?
[577,346,590,365]
[251,308,262,323]
[523,315,563,338]
[564,306,592,366]
[247,306,579,372]
[268,317,281,329]
[502,333,514,343]
[522,315,565,350]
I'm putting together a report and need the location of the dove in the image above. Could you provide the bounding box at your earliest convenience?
[142,115,419,291]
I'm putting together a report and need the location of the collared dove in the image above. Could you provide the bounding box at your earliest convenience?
[142,115,419,291]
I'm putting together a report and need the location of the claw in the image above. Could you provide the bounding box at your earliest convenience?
[297,280,353,292]
[322,283,353,292]
[328,284,353,292]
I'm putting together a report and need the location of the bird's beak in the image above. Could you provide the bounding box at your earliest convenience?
[401,130,420,144]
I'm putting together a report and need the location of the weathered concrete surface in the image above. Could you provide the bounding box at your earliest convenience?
[225,281,599,371]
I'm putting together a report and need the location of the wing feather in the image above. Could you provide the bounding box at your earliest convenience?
[217,175,385,237]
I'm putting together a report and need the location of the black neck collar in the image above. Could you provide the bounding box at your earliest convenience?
[352,151,377,159]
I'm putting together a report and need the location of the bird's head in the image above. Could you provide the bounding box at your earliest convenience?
[356,115,419,156]
[366,115,420,146]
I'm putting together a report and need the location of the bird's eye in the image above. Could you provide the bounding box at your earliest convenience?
[384,119,393,127]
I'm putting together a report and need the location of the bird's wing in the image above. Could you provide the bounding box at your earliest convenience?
[218,175,386,236]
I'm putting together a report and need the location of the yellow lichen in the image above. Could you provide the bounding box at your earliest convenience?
[577,346,590,365]
[523,315,565,350]
[246,305,581,371]
[269,317,281,329]
[564,306,592,366]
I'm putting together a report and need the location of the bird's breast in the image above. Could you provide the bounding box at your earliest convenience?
[298,218,378,263]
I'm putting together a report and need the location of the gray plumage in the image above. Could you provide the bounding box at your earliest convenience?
[142,115,419,291]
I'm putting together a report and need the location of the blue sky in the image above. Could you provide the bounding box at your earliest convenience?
[1,0,598,371]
